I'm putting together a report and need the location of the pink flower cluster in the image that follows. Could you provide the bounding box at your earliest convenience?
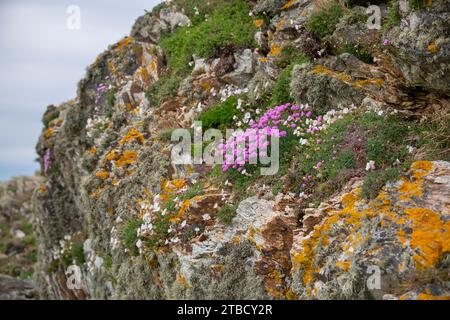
[44,149,51,173]
[95,77,110,104]
[219,103,323,173]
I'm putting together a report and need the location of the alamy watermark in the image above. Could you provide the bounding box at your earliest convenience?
[66,5,81,30]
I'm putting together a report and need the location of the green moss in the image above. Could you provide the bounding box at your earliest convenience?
[145,74,181,107]
[272,51,309,106]
[385,1,401,30]
[339,44,373,64]
[362,167,402,199]
[218,204,238,225]
[306,3,344,39]
[198,96,239,132]
[160,0,256,76]
[123,218,142,256]
[158,128,176,142]
[104,255,113,270]
[71,243,85,266]
[293,111,417,205]
[409,0,426,11]
[42,110,60,128]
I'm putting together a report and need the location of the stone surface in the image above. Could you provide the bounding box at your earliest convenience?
[385,1,450,94]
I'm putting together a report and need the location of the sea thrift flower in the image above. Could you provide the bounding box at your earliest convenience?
[365,160,376,171]
[383,39,391,46]
[44,149,51,173]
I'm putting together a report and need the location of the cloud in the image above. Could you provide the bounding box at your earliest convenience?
[0,0,161,181]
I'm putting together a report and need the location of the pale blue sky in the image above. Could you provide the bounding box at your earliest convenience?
[0,0,161,181]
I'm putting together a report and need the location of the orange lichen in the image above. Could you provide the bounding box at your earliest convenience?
[268,44,282,57]
[176,272,189,288]
[115,150,138,167]
[88,146,97,154]
[275,17,286,32]
[312,65,352,83]
[281,0,296,10]
[353,78,384,89]
[106,150,118,161]
[253,19,264,27]
[336,260,351,271]
[117,36,133,53]
[259,57,269,63]
[95,170,110,180]
[418,288,450,300]
[427,41,438,53]
[399,161,433,201]
[402,208,450,270]
[44,128,54,140]
[119,128,145,145]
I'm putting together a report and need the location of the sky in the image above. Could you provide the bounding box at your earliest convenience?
[0,0,161,181]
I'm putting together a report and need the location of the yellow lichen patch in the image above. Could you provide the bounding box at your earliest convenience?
[336,260,351,271]
[115,150,138,167]
[117,36,133,53]
[95,170,110,180]
[88,146,97,154]
[342,192,358,208]
[268,44,282,57]
[275,17,286,32]
[44,128,54,140]
[108,60,116,74]
[353,78,384,89]
[418,288,450,300]
[312,65,352,83]
[427,41,438,53]
[39,185,46,193]
[253,19,264,28]
[265,269,286,299]
[259,57,269,63]
[398,179,423,200]
[285,288,298,300]
[401,208,450,270]
[411,161,433,178]
[119,128,145,145]
[281,0,296,10]
[211,264,225,274]
[176,272,189,288]
[399,161,433,202]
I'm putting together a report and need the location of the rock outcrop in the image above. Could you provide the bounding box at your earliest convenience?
[26,0,449,300]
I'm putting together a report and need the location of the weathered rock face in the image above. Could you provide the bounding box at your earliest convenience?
[385,0,450,95]
[291,161,450,300]
[29,0,449,300]
[131,7,191,43]
[0,176,41,298]
[0,274,37,300]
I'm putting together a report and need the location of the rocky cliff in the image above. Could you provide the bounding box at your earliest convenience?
[30,0,449,300]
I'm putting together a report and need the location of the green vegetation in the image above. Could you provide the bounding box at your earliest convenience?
[160,0,256,76]
[362,167,402,199]
[409,0,426,11]
[145,74,181,107]
[306,3,344,39]
[104,255,113,270]
[158,128,176,142]
[272,49,310,106]
[198,96,239,132]
[339,44,373,64]
[217,204,238,225]
[61,242,85,267]
[42,109,60,128]
[123,218,142,256]
[385,1,401,29]
[291,111,419,204]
